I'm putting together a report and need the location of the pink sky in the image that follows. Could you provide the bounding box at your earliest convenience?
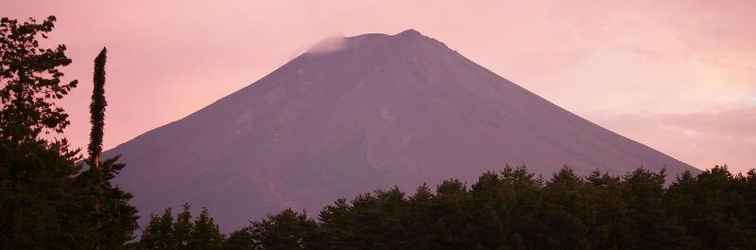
[6,0,755,173]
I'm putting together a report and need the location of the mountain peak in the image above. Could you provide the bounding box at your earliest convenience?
[396,29,423,37]
[345,29,428,43]
[307,29,437,56]
[110,30,696,231]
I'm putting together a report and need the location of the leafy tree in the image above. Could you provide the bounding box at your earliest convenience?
[72,155,139,249]
[228,165,756,250]
[0,16,77,143]
[0,137,80,249]
[428,179,475,250]
[1,16,137,249]
[403,184,437,249]
[189,207,224,250]
[469,171,508,249]
[249,208,316,250]
[585,171,625,249]
[175,203,194,249]
[317,198,355,250]
[354,187,408,250]
[223,227,255,250]
[621,168,687,250]
[469,166,543,250]
[138,206,224,250]
[737,169,756,231]
[541,167,589,249]
[140,208,178,250]
[0,15,81,247]
[667,166,756,249]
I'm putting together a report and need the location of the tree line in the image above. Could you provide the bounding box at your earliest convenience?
[135,166,756,250]
[1,16,755,250]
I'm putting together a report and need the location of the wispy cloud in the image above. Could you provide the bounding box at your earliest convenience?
[305,36,348,55]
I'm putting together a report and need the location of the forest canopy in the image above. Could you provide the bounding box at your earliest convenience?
[140,165,756,250]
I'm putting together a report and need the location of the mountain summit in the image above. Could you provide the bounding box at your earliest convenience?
[109,29,696,230]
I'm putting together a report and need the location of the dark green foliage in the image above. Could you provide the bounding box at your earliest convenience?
[248,209,318,250]
[666,166,756,249]
[0,19,80,248]
[175,203,194,249]
[212,165,756,250]
[585,171,625,249]
[0,16,78,143]
[541,167,589,249]
[191,207,225,250]
[0,15,137,249]
[75,37,137,250]
[88,47,107,161]
[738,169,756,230]
[0,137,81,249]
[138,206,224,250]
[223,227,255,250]
[73,155,139,249]
[140,208,178,250]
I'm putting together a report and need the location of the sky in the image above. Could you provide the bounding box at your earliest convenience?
[6,0,755,173]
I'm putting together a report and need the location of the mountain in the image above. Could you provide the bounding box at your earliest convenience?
[108,29,697,230]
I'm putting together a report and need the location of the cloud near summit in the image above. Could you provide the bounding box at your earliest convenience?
[306,36,348,55]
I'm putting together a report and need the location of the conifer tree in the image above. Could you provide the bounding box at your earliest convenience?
[223,227,255,250]
[232,165,756,250]
[542,167,589,249]
[174,203,194,249]
[140,208,177,250]
[189,207,224,250]
[89,47,107,166]
[75,46,138,249]
[250,208,317,250]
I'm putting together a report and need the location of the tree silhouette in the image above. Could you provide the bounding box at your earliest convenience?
[88,47,107,165]
[0,15,83,249]
[0,16,78,143]
[0,16,137,249]
[215,165,756,250]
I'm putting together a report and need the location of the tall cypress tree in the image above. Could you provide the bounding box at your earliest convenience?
[89,47,107,166]
[87,47,107,250]
[78,46,138,249]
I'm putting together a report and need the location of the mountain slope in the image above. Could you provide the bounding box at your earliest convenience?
[109,29,697,230]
